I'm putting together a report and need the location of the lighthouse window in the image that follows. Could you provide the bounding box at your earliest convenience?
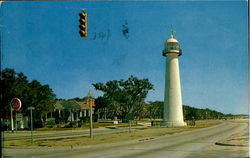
[168,46,174,50]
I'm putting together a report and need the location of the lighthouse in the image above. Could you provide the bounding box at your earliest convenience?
[162,31,186,127]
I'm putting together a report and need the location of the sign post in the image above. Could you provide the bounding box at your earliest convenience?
[10,107,14,133]
[28,107,35,144]
[10,98,22,133]
[15,113,17,133]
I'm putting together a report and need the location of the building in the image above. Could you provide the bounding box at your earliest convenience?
[53,100,93,122]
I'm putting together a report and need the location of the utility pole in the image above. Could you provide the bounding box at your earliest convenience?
[28,107,35,144]
[88,90,94,138]
[90,99,93,138]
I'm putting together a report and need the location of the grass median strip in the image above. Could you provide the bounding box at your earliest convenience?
[4,120,222,147]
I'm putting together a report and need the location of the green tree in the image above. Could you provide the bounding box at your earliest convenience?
[1,68,56,127]
[93,75,154,121]
[27,80,56,126]
[146,101,163,119]
[0,68,21,117]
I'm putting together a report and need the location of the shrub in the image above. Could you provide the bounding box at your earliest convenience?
[45,118,55,128]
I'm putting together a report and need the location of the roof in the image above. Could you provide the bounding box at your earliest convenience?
[54,100,90,110]
[79,100,96,107]
[167,37,178,43]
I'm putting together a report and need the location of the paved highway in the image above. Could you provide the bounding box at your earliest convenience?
[3,121,249,158]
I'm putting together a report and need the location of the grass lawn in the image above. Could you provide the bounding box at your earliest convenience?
[4,120,222,147]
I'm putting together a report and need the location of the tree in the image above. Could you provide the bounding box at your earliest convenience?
[146,101,164,119]
[94,96,121,120]
[0,68,56,127]
[0,69,29,117]
[27,80,56,127]
[93,75,154,121]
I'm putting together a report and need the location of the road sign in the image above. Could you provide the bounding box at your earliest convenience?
[10,98,22,111]
[28,107,35,110]
[16,113,23,121]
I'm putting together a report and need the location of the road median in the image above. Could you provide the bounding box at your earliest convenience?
[3,120,223,148]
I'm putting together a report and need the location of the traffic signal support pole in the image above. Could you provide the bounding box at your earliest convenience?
[90,99,93,138]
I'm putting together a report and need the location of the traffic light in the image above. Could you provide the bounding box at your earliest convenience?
[79,11,87,38]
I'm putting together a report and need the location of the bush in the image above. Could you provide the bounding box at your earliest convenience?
[33,118,44,128]
[45,118,55,128]
[93,114,98,122]
[80,117,89,123]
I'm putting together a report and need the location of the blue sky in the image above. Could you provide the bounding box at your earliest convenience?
[1,1,248,114]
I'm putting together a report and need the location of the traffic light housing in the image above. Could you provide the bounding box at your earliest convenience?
[79,11,87,38]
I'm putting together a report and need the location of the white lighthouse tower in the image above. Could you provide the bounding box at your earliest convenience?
[162,31,185,127]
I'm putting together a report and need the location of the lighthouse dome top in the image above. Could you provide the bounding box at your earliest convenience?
[162,30,182,56]
[167,34,179,43]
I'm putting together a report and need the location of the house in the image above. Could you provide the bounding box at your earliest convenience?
[53,100,93,122]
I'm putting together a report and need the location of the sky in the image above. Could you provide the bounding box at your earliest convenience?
[1,1,248,114]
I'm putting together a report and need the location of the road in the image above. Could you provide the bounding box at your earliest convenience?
[3,121,249,158]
